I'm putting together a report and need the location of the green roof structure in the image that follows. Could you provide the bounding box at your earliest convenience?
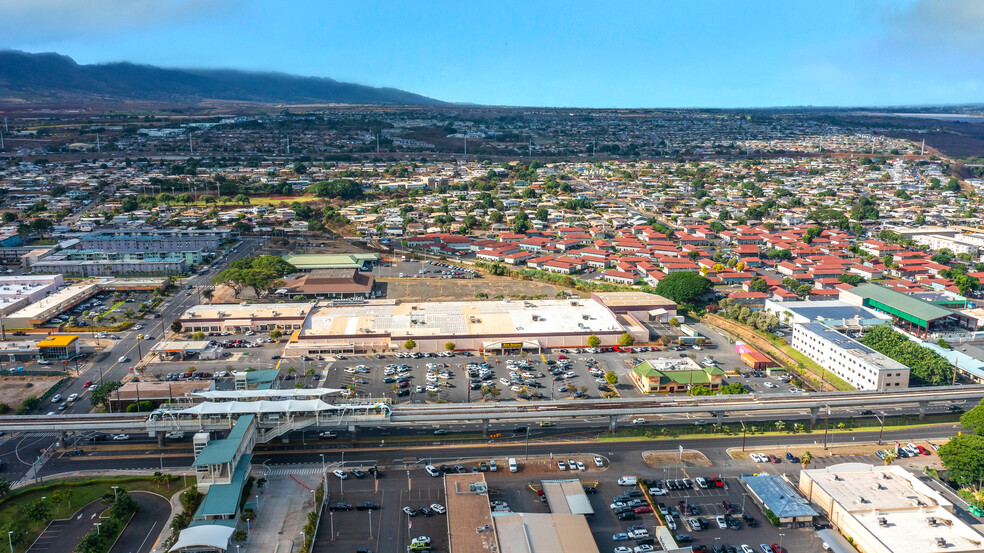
[846,283,977,335]
[632,360,725,386]
[193,415,254,467]
[194,454,252,519]
[282,253,378,271]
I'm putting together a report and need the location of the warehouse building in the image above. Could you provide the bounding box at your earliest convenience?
[792,323,909,390]
[799,463,984,553]
[841,284,978,337]
[280,253,378,271]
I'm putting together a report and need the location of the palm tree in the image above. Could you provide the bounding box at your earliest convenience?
[775,420,786,432]
[800,451,813,468]
[202,289,214,303]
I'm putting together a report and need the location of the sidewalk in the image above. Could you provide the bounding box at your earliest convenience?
[244,472,319,553]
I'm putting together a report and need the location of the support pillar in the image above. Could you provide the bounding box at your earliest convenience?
[483,419,490,438]
[809,407,820,425]
[157,432,165,447]
[59,431,67,448]
[610,415,618,434]
[350,425,358,440]
[716,412,724,425]
[918,401,927,420]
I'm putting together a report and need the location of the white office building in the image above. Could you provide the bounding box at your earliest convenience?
[791,323,909,390]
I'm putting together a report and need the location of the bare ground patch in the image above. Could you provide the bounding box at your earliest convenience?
[0,375,63,407]
[643,449,713,468]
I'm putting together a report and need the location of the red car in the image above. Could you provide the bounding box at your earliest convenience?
[917,445,931,455]
[711,477,725,488]
[771,544,787,553]
[634,505,652,513]
[557,354,568,360]
[768,454,782,463]
[83,380,92,388]
[397,381,409,388]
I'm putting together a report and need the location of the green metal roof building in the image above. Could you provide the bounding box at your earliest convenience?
[631,359,726,394]
[282,253,378,271]
[843,284,977,336]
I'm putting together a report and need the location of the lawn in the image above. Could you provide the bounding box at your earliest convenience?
[0,475,188,553]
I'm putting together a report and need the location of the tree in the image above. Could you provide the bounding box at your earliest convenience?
[688,385,714,396]
[617,333,635,347]
[270,328,282,340]
[719,383,750,394]
[960,399,984,435]
[748,277,769,293]
[586,335,601,348]
[795,283,814,298]
[837,273,864,286]
[89,381,123,408]
[404,339,417,351]
[0,477,10,497]
[445,342,456,352]
[170,320,183,333]
[234,194,250,206]
[939,434,984,488]
[192,331,205,341]
[26,498,49,522]
[653,271,713,304]
[535,207,549,221]
[605,372,619,386]
[955,275,980,296]
[800,451,813,468]
[202,289,214,302]
[860,325,953,386]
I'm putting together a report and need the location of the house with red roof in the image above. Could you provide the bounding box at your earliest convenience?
[602,270,638,285]
[808,289,840,301]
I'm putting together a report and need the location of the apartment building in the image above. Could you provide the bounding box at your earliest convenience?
[792,322,909,390]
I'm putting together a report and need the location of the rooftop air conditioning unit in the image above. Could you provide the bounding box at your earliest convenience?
[856,496,866,504]
[872,483,882,490]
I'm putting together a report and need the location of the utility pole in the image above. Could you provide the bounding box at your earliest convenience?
[875,412,885,445]
[823,405,830,450]
[740,420,747,452]
[96,134,101,153]
[189,134,193,155]
[464,135,467,156]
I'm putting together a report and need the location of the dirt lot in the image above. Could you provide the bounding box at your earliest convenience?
[643,449,712,468]
[378,277,576,302]
[0,375,63,407]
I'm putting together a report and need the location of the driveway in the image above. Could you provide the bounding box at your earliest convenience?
[109,492,172,553]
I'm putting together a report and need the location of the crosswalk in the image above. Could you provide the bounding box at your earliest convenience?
[263,467,324,476]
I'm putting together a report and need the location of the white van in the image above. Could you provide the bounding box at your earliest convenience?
[617,476,638,486]
[508,458,518,473]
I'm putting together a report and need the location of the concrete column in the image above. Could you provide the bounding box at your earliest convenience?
[918,401,927,420]
[350,425,358,440]
[809,407,820,425]
[483,419,490,438]
[59,431,67,448]
[157,432,165,447]
[610,415,618,434]
[716,412,725,425]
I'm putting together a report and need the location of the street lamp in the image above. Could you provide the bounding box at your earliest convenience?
[94,522,102,535]
[300,530,306,550]
[778,533,785,551]
[111,486,119,500]
[8,530,13,553]
[524,425,531,460]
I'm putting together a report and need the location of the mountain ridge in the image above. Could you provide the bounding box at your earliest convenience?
[0,50,444,106]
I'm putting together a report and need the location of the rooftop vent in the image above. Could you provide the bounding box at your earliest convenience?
[877,517,888,527]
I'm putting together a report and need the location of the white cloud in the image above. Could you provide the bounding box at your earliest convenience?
[0,0,232,44]
[880,0,984,48]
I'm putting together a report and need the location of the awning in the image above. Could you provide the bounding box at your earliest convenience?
[169,524,234,552]
[178,399,335,416]
[193,389,342,400]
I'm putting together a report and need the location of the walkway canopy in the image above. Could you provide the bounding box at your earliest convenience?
[193,389,342,400]
[169,524,234,552]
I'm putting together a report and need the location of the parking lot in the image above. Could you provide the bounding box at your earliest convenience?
[374,258,478,280]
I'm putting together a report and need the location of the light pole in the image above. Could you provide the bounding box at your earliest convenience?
[8,530,13,553]
[160,452,164,471]
[94,522,102,535]
[876,412,886,445]
[300,530,305,551]
[740,420,747,452]
[779,533,786,551]
[741,493,748,515]
[823,404,830,450]
[111,486,119,500]
[320,453,327,492]
[368,507,373,539]
[330,510,335,541]
[525,425,531,460]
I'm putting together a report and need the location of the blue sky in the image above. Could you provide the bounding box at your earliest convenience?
[2,0,982,107]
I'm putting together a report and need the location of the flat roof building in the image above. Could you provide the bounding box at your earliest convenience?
[494,513,600,553]
[740,473,818,526]
[792,323,909,390]
[444,473,497,553]
[799,463,984,553]
[281,253,378,271]
[630,357,725,394]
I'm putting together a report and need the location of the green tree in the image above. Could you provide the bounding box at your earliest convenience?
[719,383,750,394]
[605,372,619,386]
[89,381,123,408]
[444,342,456,352]
[837,273,864,285]
[960,399,984,435]
[801,451,813,468]
[0,477,11,497]
[535,207,549,221]
[234,194,250,206]
[688,385,714,396]
[586,335,601,348]
[955,275,980,296]
[860,325,953,386]
[270,328,282,340]
[939,434,984,488]
[748,277,769,293]
[404,339,417,351]
[192,331,206,341]
[26,498,49,522]
[617,333,635,347]
[653,271,713,303]
[171,320,183,333]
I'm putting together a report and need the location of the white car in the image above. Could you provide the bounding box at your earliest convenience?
[333,469,348,479]
[344,367,356,373]
[695,477,708,488]
[425,465,441,477]
[628,529,649,539]
[558,461,567,471]
[615,548,633,553]
[113,434,130,441]
[594,456,604,467]
[716,515,728,529]
[563,371,576,378]
[429,503,446,514]
[67,393,78,402]
[576,462,586,471]
[648,487,667,496]
[411,536,431,546]
[632,418,646,425]
[118,356,129,363]
[634,545,654,553]
[665,517,676,530]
